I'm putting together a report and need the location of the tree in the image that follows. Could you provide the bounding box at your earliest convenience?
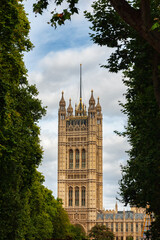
[84,1,160,239]
[32,0,160,109]
[89,225,114,240]
[24,171,75,240]
[0,0,46,239]
[67,225,88,240]
[32,0,160,52]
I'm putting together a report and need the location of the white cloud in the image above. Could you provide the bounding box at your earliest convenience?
[24,0,130,210]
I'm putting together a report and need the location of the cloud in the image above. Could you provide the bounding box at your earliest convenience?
[24,0,130,210]
[29,44,129,211]
[28,44,126,117]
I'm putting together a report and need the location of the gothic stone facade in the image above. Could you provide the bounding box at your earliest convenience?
[58,90,103,233]
[58,91,145,239]
[97,207,146,240]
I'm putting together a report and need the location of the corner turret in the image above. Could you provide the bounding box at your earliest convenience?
[59,91,66,120]
[67,98,73,116]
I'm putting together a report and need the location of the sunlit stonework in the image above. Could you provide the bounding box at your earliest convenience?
[58,89,103,233]
[58,86,147,239]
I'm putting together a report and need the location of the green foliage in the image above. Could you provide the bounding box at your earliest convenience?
[89,225,114,240]
[84,0,160,239]
[151,19,160,31]
[33,0,79,27]
[0,1,88,239]
[51,198,72,239]
[67,224,88,240]
[126,237,133,240]
[0,0,47,239]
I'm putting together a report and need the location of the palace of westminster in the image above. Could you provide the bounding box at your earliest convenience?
[57,71,148,239]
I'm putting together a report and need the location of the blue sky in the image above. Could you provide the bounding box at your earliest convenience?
[24,0,130,210]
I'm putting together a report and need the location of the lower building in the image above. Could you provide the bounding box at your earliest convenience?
[97,205,145,240]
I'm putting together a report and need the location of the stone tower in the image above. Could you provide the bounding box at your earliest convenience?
[58,88,103,233]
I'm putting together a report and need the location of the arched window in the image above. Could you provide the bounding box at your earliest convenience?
[75,187,79,206]
[81,187,86,206]
[82,149,86,168]
[69,149,73,169]
[75,149,79,168]
[69,187,73,206]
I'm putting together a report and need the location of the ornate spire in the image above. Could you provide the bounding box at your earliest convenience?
[67,98,73,116]
[59,91,66,109]
[96,97,101,112]
[89,90,95,108]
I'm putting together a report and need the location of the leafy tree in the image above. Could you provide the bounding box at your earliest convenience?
[32,0,160,52]
[51,198,72,239]
[84,1,160,239]
[24,171,75,240]
[25,172,55,240]
[0,0,46,239]
[67,225,88,240]
[32,0,160,109]
[89,225,114,240]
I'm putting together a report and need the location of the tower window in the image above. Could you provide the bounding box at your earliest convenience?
[81,187,86,206]
[69,149,73,169]
[111,223,113,232]
[116,223,118,232]
[61,114,65,120]
[121,223,123,232]
[69,187,73,206]
[75,187,79,206]
[136,223,138,232]
[75,149,79,168]
[82,149,86,168]
[97,119,101,124]
[126,223,128,232]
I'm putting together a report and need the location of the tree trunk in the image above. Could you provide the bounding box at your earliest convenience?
[109,0,160,54]
[152,52,160,108]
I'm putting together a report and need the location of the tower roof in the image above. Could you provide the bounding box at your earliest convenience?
[67,98,73,114]
[59,91,66,107]
[89,90,95,106]
[96,97,101,111]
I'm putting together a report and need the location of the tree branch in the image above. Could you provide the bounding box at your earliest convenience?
[140,0,151,29]
[109,0,160,54]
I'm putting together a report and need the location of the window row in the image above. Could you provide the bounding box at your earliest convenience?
[69,149,86,169]
[106,222,143,233]
[69,186,86,207]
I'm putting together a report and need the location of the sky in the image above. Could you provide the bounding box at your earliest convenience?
[24,0,130,210]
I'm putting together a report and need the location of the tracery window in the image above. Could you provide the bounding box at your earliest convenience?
[126,223,128,232]
[75,149,79,169]
[81,187,86,206]
[75,187,79,206]
[121,223,123,232]
[111,223,113,232]
[82,149,86,168]
[69,187,73,206]
[69,149,73,169]
[61,114,65,119]
[136,223,138,232]
[116,223,118,232]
